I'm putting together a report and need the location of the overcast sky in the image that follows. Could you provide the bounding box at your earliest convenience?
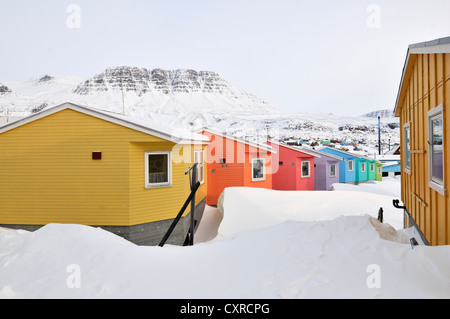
[1,0,450,116]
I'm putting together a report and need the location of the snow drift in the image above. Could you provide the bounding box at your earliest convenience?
[0,181,449,299]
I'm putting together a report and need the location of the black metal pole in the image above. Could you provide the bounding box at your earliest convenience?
[158,181,200,247]
[189,163,198,246]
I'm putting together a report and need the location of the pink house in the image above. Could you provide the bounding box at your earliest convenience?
[268,141,319,191]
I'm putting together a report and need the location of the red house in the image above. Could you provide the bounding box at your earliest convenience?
[267,141,318,191]
[200,129,276,206]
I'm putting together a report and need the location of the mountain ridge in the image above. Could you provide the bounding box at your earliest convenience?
[0,66,399,146]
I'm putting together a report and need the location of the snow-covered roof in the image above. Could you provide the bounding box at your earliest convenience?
[269,141,320,158]
[198,128,276,153]
[0,102,210,144]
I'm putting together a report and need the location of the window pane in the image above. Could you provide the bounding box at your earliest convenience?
[302,161,310,177]
[405,126,411,169]
[148,154,168,183]
[431,116,444,181]
[348,160,353,171]
[330,164,336,177]
[253,159,264,179]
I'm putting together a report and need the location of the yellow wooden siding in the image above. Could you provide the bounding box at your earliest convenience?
[128,143,207,225]
[397,52,450,245]
[0,108,207,227]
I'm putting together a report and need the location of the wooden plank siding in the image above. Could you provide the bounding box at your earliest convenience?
[396,51,450,246]
[0,108,207,227]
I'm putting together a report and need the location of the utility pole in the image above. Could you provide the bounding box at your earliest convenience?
[378,116,381,155]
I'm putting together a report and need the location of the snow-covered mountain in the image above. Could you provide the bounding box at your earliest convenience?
[0,66,399,146]
[361,109,395,119]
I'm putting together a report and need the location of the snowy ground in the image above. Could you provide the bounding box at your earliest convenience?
[0,177,449,299]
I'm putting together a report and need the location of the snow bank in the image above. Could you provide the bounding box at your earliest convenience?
[217,187,404,237]
[0,180,449,299]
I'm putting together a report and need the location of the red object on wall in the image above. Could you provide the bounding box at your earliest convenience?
[200,130,275,206]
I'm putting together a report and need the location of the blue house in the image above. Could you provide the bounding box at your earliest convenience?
[318,147,356,183]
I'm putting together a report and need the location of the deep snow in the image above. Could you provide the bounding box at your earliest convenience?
[0,177,449,299]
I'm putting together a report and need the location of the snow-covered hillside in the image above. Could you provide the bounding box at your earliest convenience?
[0,66,399,145]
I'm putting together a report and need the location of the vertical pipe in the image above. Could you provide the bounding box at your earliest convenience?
[378,116,381,155]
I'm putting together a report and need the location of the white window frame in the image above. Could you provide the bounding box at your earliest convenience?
[377,166,381,175]
[251,157,266,182]
[361,162,366,173]
[194,149,205,184]
[144,151,172,188]
[427,104,445,195]
[329,163,337,178]
[404,122,411,174]
[348,160,353,172]
[301,160,311,178]
[370,163,375,173]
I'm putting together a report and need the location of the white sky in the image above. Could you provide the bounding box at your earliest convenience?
[1,0,450,116]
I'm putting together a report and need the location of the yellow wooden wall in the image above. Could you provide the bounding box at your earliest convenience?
[128,142,207,225]
[0,108,207,226]
[397,53,450,245]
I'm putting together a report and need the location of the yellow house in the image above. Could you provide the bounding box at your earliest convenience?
[0,102,209,245]
[394,36,450,246]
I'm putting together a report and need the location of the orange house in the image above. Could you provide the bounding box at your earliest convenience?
[200,129,276,206]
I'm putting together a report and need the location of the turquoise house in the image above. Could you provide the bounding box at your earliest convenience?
[355,156,369,183]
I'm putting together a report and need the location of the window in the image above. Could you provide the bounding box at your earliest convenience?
[194,150,205,184]
[145,151,172,188]
[301,161,310,178]
[370,163,375,172]
[404,122,411,173]
[428,105,444,194]
[361,162,366,173]
[252,158,265,181]
[329,164,336,177]
[377,166,381,175]
[348,160,353,171]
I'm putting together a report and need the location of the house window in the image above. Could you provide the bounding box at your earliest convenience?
[361,162,366,173]
[404,122,411,173]
[145,151,172,188]
[251,158,265,181]
[301,161,310,178]
[370,163,374,172]
[428,105,444,194]
[348,160,353,171]
[377,166,381,175]
[194,150,205,184]
[329,163,336,177]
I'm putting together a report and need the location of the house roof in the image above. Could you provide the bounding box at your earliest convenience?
[318,146,377,162]
[303,147,344,161]
[199,128,276,153]
[269,141,320,158]
[394,36,450,116]
[0,102,210,144]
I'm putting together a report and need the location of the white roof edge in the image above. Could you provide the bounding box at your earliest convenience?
[270,141,321,158]
[317,146,378,162]
[0,102,209,144]
[198,128,277,153]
